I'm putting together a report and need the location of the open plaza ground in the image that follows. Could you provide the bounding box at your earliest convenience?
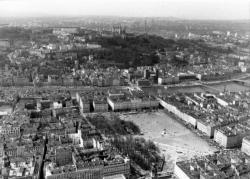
[120,110,217,171]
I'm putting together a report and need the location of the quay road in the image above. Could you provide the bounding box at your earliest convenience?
[200,72,250,85]
[136,73,250,92]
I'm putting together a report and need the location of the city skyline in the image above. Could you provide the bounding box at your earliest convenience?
[0,0,249,20]
[0,0,250,178]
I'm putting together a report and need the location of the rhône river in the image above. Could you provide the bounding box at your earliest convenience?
[142,81,250,95]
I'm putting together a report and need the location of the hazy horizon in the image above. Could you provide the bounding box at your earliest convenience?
[0,0,249,20]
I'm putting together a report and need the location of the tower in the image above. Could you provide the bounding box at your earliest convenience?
[144,19,148,37]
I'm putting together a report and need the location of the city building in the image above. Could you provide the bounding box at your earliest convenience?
[214,120,250,148]
[93,99,109,112]
[242,136,250,156]
[175,151,250,179]
[0,39,11,49]
[108,89,158,111]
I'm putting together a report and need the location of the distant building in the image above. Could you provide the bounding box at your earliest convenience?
[53,27,79,34]
[0,124,20,138]
[76,93,90,113]
[158,77,179,85]
[144,69,150,79]
[0,39,10,49]
[137,79,151,87]
[112,25,126,35]
[178,73,198,82]
[0,104,13,116]
[93,100,109,112]
[242,136,250,156]
[112,25,126,39]
[86,43,101,49]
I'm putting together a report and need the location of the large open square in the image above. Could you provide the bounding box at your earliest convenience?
[120,110,217,171]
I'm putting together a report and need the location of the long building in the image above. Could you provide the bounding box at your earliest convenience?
[76,93,90,113]
[93,99,109,112]
[242,136,250,156]
[0,39,10,49]
[159,92,248,138]
[107,89,159,112]
[214,120,250,148]
[45,166,102,179]
[158,97,197,127]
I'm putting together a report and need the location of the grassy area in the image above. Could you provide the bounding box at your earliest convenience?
[87,114,141,135]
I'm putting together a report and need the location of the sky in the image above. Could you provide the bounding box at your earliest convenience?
[0,0,249,20]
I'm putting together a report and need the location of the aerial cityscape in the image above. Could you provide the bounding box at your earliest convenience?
[0,0,250,178]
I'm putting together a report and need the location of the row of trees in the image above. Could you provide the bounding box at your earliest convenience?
[111,136,163,170]
[88,115,165,172]
[87,114,140,135]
